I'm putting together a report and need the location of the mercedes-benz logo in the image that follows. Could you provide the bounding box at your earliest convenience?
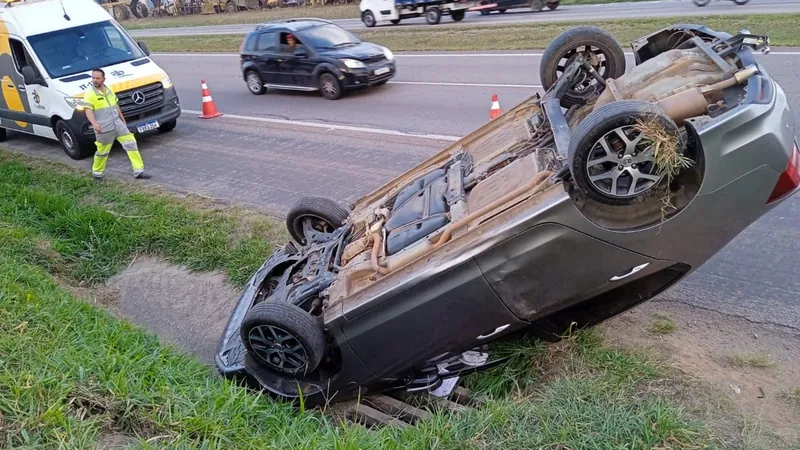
[132,91,146,105]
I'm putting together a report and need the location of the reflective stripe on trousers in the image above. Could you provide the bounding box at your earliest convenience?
[91,117,145,178]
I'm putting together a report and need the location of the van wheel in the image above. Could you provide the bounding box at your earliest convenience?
[426,7,442,24]
[0,128,7,143]
[362,10,376,27]
[55,121,92,160]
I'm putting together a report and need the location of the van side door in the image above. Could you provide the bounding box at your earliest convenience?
[0,34,46,134]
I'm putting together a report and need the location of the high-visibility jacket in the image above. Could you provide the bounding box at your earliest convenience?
[84,84,121,132]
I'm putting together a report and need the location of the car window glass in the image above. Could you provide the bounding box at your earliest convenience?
[27,20,145,78]
[279,32,305,54]
[298,24,361,50]
[8,38,29,73]
[255,32,276,52]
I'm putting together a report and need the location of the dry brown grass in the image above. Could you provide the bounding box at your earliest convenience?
[633,116,694,221]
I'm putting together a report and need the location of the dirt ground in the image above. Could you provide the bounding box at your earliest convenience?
[81,257,800,447]
[599,299,800,447]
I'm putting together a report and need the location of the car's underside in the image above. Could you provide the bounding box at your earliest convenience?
[217,24,782,402]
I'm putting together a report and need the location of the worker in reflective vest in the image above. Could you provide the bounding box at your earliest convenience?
[84,68,151,182]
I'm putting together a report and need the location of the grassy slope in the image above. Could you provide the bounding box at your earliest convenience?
[1,150,725,449]
[140,13,799,53]
[123,0,651,30]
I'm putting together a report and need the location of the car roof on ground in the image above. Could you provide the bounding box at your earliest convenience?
[252,18,335,33]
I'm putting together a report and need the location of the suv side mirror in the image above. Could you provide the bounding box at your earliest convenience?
[138,40,150,56]
[21,66,43,86]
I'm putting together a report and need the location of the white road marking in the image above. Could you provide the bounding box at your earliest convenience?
[182,109,462,141]
[155,51,800,58]
[391,80,541,88]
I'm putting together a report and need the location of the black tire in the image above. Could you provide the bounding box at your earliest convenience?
[451,9,465,21]
[568,100,683,206]
[480,9,488,14]
[539,25,626,109]
[498,8,506,12]
[693,0,710,5]
[390,18,401,24]
[546,0,558,9]
[0,127,7,142]
[240,301,326,376]
[732,0,748,4]
[55,120,92,160]
[286,196,349,245]
[531,0,544,12]
[426,7,441,24]
[362,10,376,27]
[318,72,342,100]
[158,119,177,133]
[245,70,266,95]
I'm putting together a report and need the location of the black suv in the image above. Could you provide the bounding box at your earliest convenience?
[239,18,397,100]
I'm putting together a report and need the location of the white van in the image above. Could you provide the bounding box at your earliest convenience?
[0,0,180,160]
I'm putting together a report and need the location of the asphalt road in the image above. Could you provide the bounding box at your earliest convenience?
[127,0,800,37]
[3,49,799,346]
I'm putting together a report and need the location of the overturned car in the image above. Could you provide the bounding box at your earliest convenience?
[216,24,798,404]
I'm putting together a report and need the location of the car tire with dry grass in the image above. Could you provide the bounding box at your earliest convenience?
[567,100,684,206]
[540,25,626,109]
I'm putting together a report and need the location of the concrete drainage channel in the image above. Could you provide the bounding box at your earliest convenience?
[329,385,485,428]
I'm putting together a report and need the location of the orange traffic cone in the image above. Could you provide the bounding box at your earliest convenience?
[198,80,222,119]
[489,94,501,120]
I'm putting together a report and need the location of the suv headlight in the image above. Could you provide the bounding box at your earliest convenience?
[342,58,366,69]
[161,75,173,89]
[64,97,90,111]
[383,47,394,61]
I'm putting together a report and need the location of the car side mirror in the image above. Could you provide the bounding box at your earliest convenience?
[138,40,150,56]
[21,66,43,85]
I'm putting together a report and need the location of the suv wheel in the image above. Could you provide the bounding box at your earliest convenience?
[246,70,266,95]
[318,73,342,100]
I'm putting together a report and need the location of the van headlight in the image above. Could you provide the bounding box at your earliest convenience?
[341,59,365,69]
[383,47,394,61]
[161,75,173,89]
[64,97,90,111]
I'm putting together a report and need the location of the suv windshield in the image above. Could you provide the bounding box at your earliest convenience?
[300,24,362,49]
[27,20,146,79]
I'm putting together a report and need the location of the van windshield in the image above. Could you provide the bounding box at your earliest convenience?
[27,20,146,79]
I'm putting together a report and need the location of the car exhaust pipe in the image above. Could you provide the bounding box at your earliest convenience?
[656,64,759,124]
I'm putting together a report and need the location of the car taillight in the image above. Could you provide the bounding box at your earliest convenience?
[767,139,800,204]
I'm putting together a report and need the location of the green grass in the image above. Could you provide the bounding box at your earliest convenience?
[139,14,800,53]
[122,0,651,30]
[730,352,775,369]
[0,150,729,449]
[649,313,678,335]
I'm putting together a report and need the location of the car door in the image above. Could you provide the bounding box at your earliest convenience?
[252,31,281,84]
[473,223,676,323]
[282,35,316,88]
[274,32,314,88]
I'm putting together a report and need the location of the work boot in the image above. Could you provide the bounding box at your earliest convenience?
[134,172,152,180]
[93,176,103,184]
